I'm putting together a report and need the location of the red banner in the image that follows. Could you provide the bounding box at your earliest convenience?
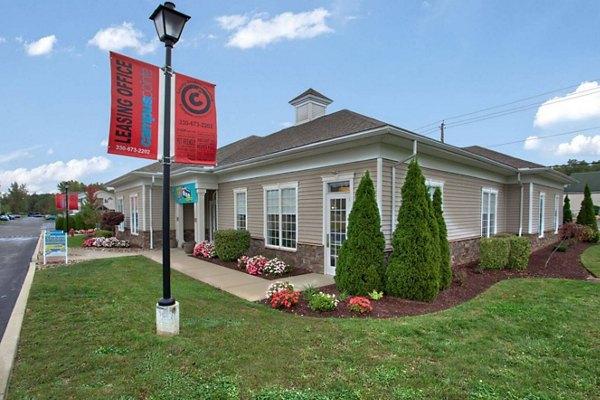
[174,73,217,165]
[107,52,160,160]
[55,194,79,211]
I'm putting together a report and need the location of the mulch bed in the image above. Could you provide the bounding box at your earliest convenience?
[259,242,597,318]
[192,255,313,280]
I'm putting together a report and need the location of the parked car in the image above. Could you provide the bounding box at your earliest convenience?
[7,214,15,220]
[45,215,57,220]
[0,215,9,221]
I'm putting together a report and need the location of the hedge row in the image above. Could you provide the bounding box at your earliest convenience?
[480,235,530,270]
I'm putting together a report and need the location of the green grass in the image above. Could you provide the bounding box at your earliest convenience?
[67,234,89,248]
[9,257,600,400]
[581,244,600,277]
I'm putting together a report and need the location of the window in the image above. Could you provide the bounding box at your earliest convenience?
[264,184,297,250]
[554,194,560,233]
[539,192,545,237]
[117,197,125,232]
[426,179,444,205]
[481,188,498,237]
[234,189,247,230]
[130,194,139,235]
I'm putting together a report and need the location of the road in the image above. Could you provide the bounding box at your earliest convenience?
[0,217,51,341]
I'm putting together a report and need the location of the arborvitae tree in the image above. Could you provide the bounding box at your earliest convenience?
[576,184,599,240]
[433,187,452,290]
[563,195,573,223]
[385,159,440,301]
[334,170,385,295]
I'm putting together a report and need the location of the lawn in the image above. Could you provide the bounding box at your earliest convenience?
[581,244,600,278]
[67,234,89,248]
[8,257,600,400]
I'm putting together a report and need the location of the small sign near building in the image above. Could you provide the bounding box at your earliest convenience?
[43,230,68,264]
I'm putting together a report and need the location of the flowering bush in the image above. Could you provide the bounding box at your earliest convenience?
[263,257,292,276]
[270,288,300,309]
[347,296,373,315]
[75,228,96,235]
[193,241,216,258]
[309,292,339,312]
[238,255,268,275]
[266,281,295,299]
[82,237,130,248]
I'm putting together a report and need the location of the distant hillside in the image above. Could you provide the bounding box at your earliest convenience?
[552,159,600,175]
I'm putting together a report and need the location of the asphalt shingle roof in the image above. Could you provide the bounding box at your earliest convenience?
[289,88,333,104]
[565,171,600,193]
[462,145,544,169]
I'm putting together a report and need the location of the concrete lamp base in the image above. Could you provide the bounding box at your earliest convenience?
[156,301,180,336]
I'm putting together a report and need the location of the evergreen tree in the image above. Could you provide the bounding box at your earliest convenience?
[385,159,440,301]
[334,170,385,295]
[433,187,452,290]
[576,184,599,240]
[563,195,573,223]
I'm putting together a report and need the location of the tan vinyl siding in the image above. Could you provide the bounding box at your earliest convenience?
[505,184,521,234]
[523,184,532,233]
[533,184,564,235]
[116,186,142,231]
[381,160,393,246]
[218,160,376,245]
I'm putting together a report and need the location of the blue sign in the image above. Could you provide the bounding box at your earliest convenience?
[44,230,67,263]
[173,183,197,204]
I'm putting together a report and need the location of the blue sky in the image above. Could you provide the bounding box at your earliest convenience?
[2,0,600,193]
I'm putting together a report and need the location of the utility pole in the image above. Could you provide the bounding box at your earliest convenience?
[440,120,445,143]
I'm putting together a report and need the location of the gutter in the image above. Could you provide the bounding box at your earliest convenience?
[391,140,418,232]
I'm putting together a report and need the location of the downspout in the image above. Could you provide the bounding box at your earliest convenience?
[391,140,418,232]
[149,175,155,249]
[518,172,523,237]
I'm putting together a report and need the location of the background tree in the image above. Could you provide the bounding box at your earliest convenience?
[5,182,28,214]
[100,211,124,234]
[563,195,573,223]
[385,159,440,301]
[433,187,452,290]
[576,184,599,240]
[334,170,385,295]
[57,180,85,193]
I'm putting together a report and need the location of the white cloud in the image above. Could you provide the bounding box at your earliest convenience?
[100,139,108,147]
[523,135,541,150]
[534,81,600,128]
[217,8,333,49]
[0,146,41,163]
[24,35,57,56]
[0,156,111,193]
[555,134,600,156]
[88,22,158,55]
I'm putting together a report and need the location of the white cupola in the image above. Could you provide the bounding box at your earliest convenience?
[289,88,333,125]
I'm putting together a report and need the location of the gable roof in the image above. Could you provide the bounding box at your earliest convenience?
[462,145,544,169]
[289,88,333,104]
[217,109,386,166]
[565,171,600,193]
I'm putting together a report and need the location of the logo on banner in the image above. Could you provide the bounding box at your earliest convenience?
[180,84,212,116]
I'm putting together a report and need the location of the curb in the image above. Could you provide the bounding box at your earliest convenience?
[0,232,43,400]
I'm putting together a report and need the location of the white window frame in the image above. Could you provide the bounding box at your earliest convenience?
[263,182,298,251]
[539,192,546,238]
[481,188,498,238]
[233,188,247,230]
[117,196,125,232]
[426,179,444,209]
[130,194,139,236]
[554,194,560,234]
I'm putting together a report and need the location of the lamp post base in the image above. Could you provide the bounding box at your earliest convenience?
[156,301,179,336]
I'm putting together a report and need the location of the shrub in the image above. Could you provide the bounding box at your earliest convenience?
[74,213,85,230]
[100,211,125,232]
[507,236,530,270]
[308,292,339,312]
[453,269,467,286]
[94,229,114,238]
[432,187,452,290]
[368,290,384,300]
[193,241,216,258]
[239,255,268,275]
[302,285,318,302]
[479,236,510,269]
[269,288,300,309]
[560,222,595,243]
[266,281,295,299]
[347,296,373,315]
[263,258,292,276]
[386,159,440,301]
[335,170,385,295]
[576,184,599,241]
[55,215,75,231]
[563,195,573,223]
[82,237,130,248]
[214,229,251,261]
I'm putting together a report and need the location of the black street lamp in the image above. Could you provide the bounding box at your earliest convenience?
[65,183,70,233]
[150,2,190,308]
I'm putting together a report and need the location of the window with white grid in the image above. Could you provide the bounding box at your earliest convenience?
[481,188,497,237]
[130,194,139,235]
[554,194,559,233]
[117,197,125,232]
[264,184,297,250]
[234,189,247,230]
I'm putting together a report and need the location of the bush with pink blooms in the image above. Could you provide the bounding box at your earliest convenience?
[263,257,292,276]
[193,241,217,258]
[266,281,299,309]
[238,255,268,275]
[82,237,130,248]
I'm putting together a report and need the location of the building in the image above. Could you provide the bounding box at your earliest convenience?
[106,89,574,274]
[564,171,600,217]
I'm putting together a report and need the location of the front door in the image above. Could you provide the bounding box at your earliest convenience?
[324,181,352,275]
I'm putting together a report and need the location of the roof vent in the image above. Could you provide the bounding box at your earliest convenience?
[289,88,333,125]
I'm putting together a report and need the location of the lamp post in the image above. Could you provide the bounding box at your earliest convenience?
[65,183,70,233]
[150,2,190,335]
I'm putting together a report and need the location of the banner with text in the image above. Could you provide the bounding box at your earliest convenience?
[173,183,198,204]
[55,194,79,211]
[108,51,160,160]
[174,73,217,165]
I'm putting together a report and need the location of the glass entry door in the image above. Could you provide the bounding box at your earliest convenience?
[324,181,351,275]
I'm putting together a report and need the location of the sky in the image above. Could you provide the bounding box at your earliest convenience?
[1,0,600,194]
